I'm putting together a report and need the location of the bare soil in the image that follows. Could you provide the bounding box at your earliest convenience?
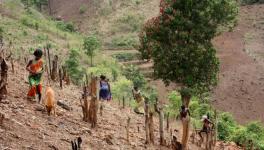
[212,4,264,124]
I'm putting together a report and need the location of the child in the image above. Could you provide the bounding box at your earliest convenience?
[26,49,44,102]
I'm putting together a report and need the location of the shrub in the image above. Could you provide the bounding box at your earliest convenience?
[217,113,237,141]
[240,0,264,5]
[112,53,139,62]
[112,77,133,100]
[79,5,87,14]
[64,49,84,84]
[111,35,138,48]
[164,91,182,117]
[117,12,144,32]
[123,65,146,88]
[56,21,75,32]
[21,16,35,28]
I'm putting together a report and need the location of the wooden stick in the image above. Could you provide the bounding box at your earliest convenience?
[126,117,131,142]
[122,96,125,109]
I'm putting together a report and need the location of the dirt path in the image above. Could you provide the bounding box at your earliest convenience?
[212,4,264,124]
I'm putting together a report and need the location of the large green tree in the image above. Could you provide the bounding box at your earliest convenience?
[139,0,238,94]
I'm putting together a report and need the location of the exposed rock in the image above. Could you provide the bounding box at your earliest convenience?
[57,100,72,111]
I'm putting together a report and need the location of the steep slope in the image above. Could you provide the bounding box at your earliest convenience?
[212,4,264,124]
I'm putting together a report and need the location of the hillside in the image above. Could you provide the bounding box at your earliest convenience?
[49,0,160,49]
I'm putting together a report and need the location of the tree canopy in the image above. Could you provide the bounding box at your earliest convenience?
[139,0,238,93]
[83,35,101,66]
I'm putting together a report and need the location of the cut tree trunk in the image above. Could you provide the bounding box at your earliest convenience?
[47,46,52,77]
[149,112,154,144]
[88,76,98,128]
[155,98,165,146]
[51,55,58,81]
[0,59,8,101]
[166,112,170,131]
[80,86,89,122]
[126,117,131,142]
[122,96,125,109]
[59,68,63,89]
[145,99,150,144]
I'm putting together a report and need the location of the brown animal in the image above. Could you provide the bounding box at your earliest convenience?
[44,87,56,116]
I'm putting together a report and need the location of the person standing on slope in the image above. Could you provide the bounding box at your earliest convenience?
[26,49,44,102]
[199,115,214,142]
[99,75,111,101]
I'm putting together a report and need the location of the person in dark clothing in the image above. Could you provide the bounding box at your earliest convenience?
[180,105,191,120]
[198,115,214,142]
[99,75,111,101]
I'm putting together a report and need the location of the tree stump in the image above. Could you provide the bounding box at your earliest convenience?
[59,68,63,89]
[0,59,8,101]
[149,112,154,144]
[51,55,58,81]
[126,117,131,142]
[155,98,165,146]
[145,99,150,144]
[88,77,98,128]
[80,86,89,122]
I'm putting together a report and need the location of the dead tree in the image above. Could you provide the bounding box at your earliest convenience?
[80,86,89,122]
[88,76,98,128]
[126,117,131,142]
[0,59,8,101]
[145,99,150,144]
[155,98,165,146]
[149,112,154,144]
[51,55,58,81]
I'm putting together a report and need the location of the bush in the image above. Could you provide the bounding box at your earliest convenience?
[111,35,138,48]
[21,16,35,28]
[164,91,182,117]
[116,12,144,32]
[217,113,237,141]
[112,77,133,100]
[240,0,264,5]
[112,53,140,62]
[56,21,75,32]
[79,5,87,14]
[64,49,84,84]
[123,65,146,88]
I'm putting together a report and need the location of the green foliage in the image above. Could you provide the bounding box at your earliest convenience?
[116,12,145,32]
[217,113,237,141]
[123,65,146,88]
[56,21,76,32]
[88,59,121,81]
[112,53,140,62]
[64,49,84,84]
[179,87,193,98]
[112,77,133,100]
[21,0,48,11]
[79,5,87,14]
[0,26,3,45]
[139,0,238,93]
[83,35,101,66]
[164,91,182,117]
[240,0,264,5]
[21,16,37,28]
[111,35,138,49]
